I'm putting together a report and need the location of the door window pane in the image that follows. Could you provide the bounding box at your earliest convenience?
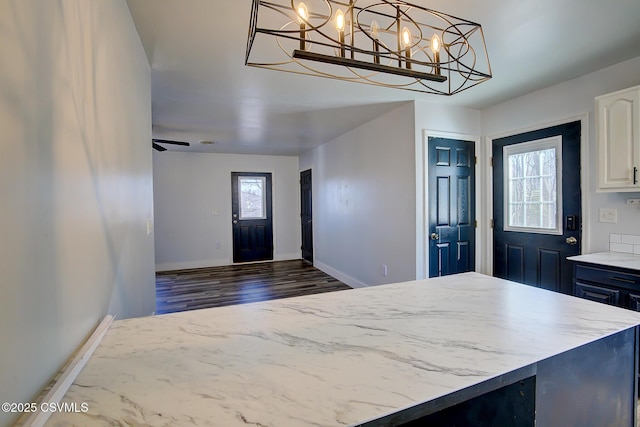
[503,136,562,235]
[239,176,266,219]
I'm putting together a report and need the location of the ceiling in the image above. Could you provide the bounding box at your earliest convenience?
[126,0,640,156]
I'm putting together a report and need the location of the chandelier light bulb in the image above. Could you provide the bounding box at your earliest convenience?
[371,20,380,40]
[401,27,412,48]
[335,9,345,32]
[297,2,308,23]
[430,34,441,53]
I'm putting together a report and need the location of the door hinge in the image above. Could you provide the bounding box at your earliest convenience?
[474,220,478,228]
[475,156,477,165]
[490,157,493,167]
[490,219,494,228]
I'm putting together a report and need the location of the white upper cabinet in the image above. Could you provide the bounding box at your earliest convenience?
[596,85,640,192]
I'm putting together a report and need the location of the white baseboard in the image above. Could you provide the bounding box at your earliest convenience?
[156,254,303,272]
[274,253,301,262]
[313,261,368,289]
[21,316,114,427]
[155,259,230,272]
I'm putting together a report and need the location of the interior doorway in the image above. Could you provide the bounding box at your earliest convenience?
[300,169,313,263]
[428,136,477,277]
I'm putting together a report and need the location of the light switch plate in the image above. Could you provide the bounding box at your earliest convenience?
[599,208,618,223]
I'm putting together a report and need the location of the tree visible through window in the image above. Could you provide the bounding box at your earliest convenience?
[504,136,562,234]
[239,176,266,219]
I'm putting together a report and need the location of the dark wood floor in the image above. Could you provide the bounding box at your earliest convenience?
[156,259,352,314]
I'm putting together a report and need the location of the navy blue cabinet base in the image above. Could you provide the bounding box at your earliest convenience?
[571,261,640,396]
[572,263,640,311]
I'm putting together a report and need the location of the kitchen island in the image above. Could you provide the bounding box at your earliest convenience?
[44,272,640,426]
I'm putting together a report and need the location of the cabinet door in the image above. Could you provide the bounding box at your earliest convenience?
[575,282,620,305]
[629,294,640,312]
[596,86,640,191]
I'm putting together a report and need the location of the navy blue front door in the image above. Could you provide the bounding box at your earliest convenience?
[428,137,476,277]
[231,172,273,263]
[492,121,581,294]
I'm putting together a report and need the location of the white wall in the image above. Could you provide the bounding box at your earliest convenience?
[0,1,154,426]
[153,152,300,271]
[300,103,417,287]
[482,56,640,254]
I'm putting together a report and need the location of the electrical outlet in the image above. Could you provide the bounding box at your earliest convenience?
[599,208,618,223]
[212,209,219,215]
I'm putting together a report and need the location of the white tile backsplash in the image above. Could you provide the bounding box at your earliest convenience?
[610,234,640,254]
[621,235,640,245]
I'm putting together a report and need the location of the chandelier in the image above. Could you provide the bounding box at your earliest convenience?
[245,0,492,95]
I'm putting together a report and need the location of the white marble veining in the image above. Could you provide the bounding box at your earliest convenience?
[45,272,640,426]
[568,251,640,272]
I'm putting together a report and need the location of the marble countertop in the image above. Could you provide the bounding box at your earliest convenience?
[45,272,640,426]
[568,251,640,272]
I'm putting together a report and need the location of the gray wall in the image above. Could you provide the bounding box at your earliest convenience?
[0,2,154,426]
[153,152,301,271]
[300,103,418,287]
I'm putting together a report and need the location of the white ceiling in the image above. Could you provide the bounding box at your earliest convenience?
[126,0,640,156]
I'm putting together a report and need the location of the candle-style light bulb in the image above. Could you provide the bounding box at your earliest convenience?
[336,9,345,57]
[297,2,308,50]
[430,34,441,75]
[371,20,379,40]
[430,34,441,54]
[371,20,380,64]
[335,9,345,31]
[401,27,412,48]
[297,2,308,22]
[401,26,412,69]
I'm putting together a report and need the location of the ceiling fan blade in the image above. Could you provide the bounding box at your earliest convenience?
[152,142,167,152]
[152,139,190,147]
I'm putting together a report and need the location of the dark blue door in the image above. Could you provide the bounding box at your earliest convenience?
[300,169,313,263]
[492,121,581,294]
[231,172,273,263]
[428,137,476,277]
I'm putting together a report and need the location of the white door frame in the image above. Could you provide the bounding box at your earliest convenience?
[416,130,483,279]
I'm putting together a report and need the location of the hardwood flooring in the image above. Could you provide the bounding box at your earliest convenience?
[156,259,351,314]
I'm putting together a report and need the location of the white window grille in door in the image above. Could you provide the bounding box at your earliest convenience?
[503,136,563,235]
[238,176,266,219]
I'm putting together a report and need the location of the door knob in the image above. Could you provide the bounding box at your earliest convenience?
[566,236,577,245]
[431,233,439,240]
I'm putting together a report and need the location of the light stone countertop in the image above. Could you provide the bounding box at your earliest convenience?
[568,251,640,272]
[45,272,640,426]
